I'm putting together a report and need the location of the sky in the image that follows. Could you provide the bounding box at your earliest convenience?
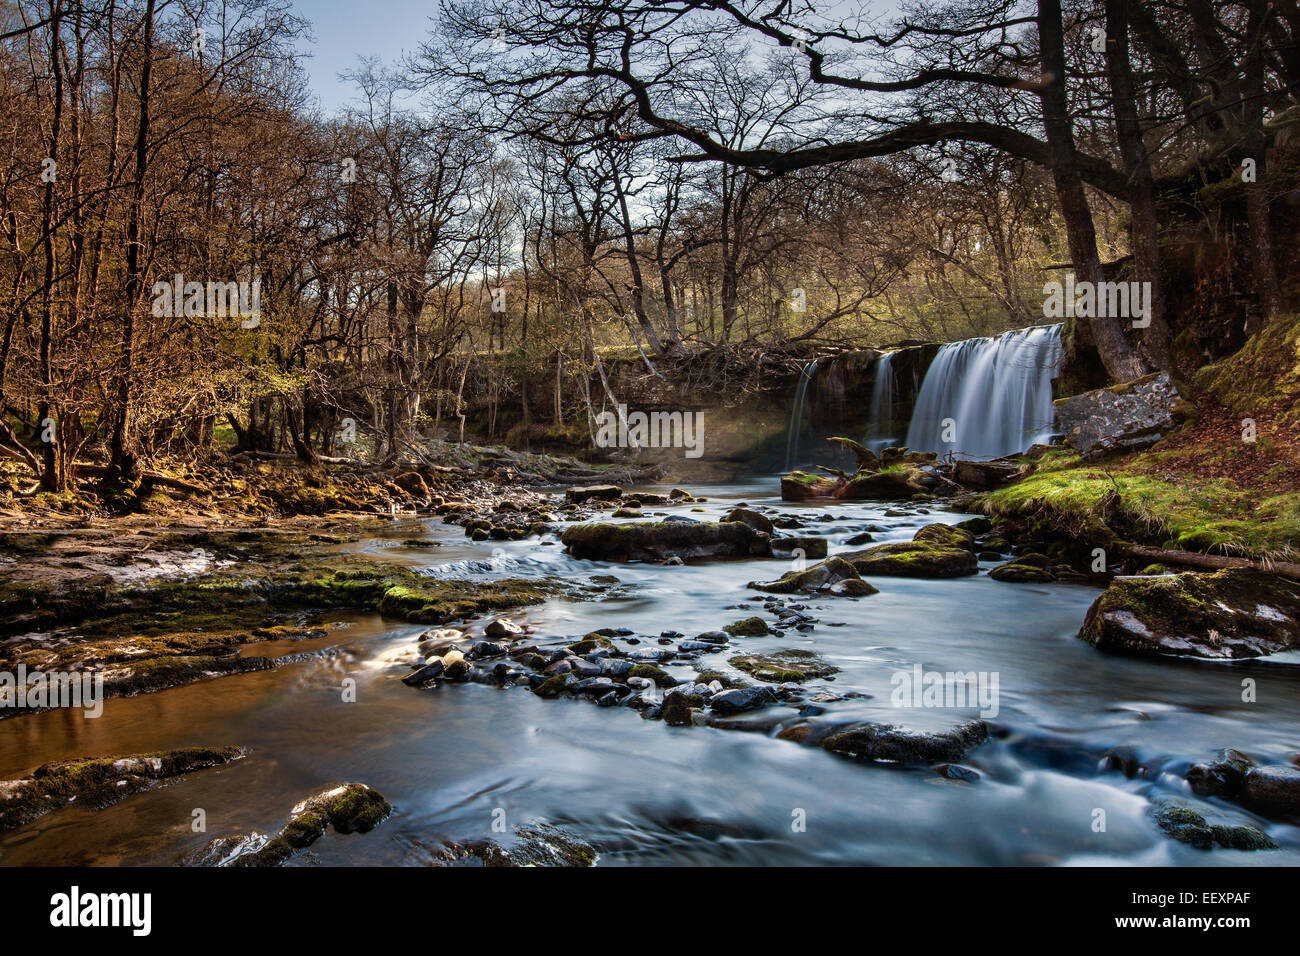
[292,0,905,114]
[293,0,437,113]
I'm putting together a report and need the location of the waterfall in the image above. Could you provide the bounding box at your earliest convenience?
[905,324,1063,460]
[865,351,896,453]
[784,360,817,470]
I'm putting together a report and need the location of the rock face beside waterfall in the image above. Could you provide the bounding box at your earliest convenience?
[1054,372,1185,458]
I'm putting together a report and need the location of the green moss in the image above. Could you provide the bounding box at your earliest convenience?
[0,747,244,833]
[978,450,1300,561]
[533,675,572,698]
[841,538,978,578]
[226,783,391,866]
[1195,314,1300,427]
[628,664,675,687]
[1153,800,1278,851]
[723,616,770,636]
[568,635,614,654]
[728,649,838,683]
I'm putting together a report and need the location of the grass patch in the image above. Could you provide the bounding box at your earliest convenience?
[979,448,1300,560]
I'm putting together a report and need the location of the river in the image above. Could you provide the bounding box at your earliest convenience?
[2,477,1297,866]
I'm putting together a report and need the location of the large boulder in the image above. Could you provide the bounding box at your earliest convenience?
[839,525,979,578]
[912,523,975,551]
[1054,371,1186,458]
[561,521,771,562]
[837,467,927,500]
[1078,569,1300,659]
[722,507,775,536]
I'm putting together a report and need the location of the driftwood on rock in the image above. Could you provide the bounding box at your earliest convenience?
[827,437,880,472]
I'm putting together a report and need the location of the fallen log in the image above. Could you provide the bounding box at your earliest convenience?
[1115,542,1300,583]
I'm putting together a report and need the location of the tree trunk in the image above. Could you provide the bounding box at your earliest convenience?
[108,0,155,488]
[1104,0,1172,371]
[1242,0,1281,325]
[1038,0,1148,383]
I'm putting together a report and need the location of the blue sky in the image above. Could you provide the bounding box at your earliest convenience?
[293,0,903,113]
[294,0,436,112]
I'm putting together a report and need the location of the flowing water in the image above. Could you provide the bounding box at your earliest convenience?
[3,478,1299,867]
[865,351,897,453]
[783,361,818,472]
[907,324,1064,459]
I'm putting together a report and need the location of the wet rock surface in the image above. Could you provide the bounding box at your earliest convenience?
[561,521,771,562]
[420,823,597,867]
[1151,798,1277,851]
[0,747,245,833]
[819,719,989,766]
[185,782,391,866]
[1078,568,1300,658]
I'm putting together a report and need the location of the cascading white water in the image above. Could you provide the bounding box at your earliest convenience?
[905,324,1063,460]
[784,360,817,470]
[865,351,896,453]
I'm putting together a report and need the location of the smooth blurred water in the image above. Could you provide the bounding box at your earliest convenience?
[2,477,1298,866]
[907,325,1064,459]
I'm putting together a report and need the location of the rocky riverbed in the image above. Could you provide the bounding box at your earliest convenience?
[1,474,1298,866]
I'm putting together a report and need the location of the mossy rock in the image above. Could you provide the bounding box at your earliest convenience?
[780,470,840,501]
[728,649,838,683]
[723,616,771,637]
[722,507,775,536]
[840,540,978,578]
[747,556,863,594]
[567,635,614,654]
[533,674,573,699]
[375,578,547,625]
[468,824,598,867]
[1151,799,1277,851]
[1079,569,1300,659]
[218,783,391,867]
[627,663,676,688]
[1,747,244,834]
[989,561,1056,583]
[912,523,975,551]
